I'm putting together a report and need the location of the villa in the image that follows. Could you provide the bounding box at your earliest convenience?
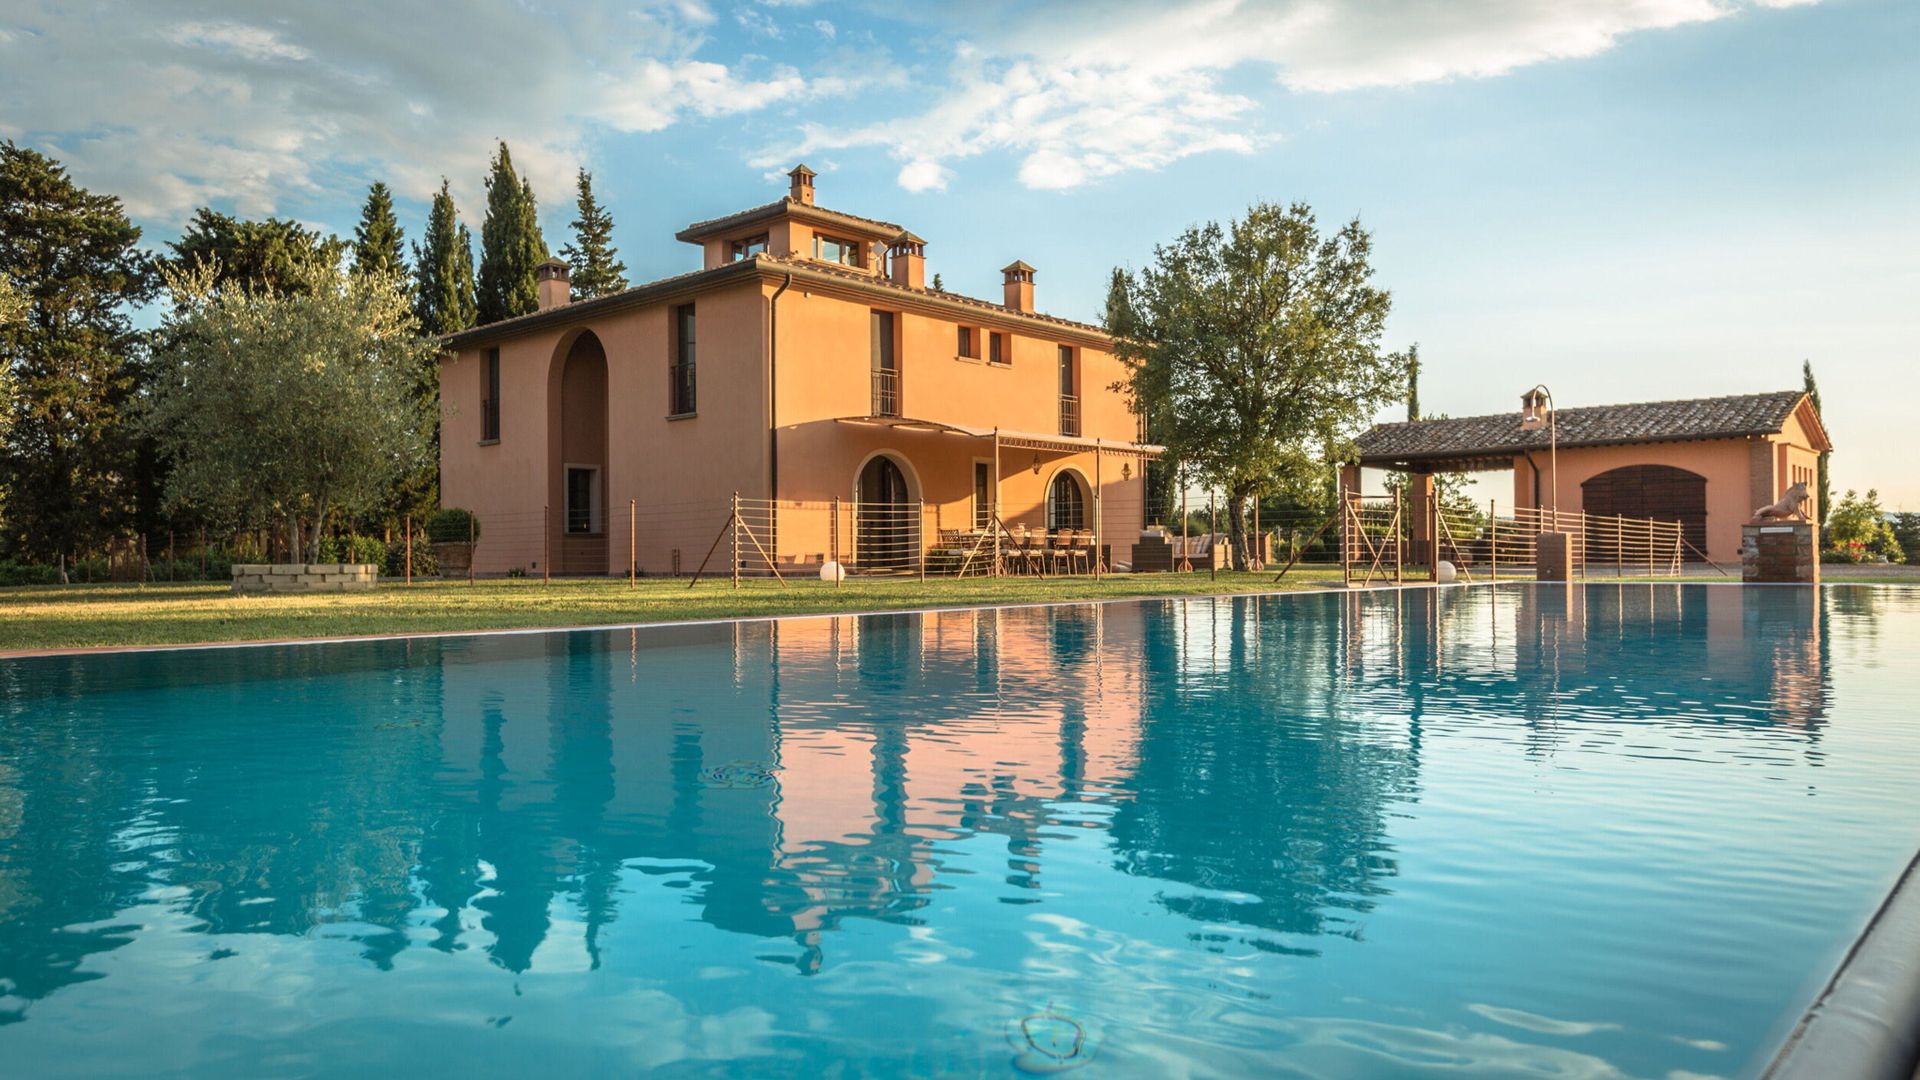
[438,166,1159,576]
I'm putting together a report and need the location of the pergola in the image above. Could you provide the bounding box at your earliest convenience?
[834,415,1164,571]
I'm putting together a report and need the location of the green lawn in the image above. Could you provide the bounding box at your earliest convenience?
[8,567,1910,654]
[0,570,1349,653]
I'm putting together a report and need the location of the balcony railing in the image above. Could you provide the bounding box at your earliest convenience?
[1058,393,1081,437]
[872,368,900,417]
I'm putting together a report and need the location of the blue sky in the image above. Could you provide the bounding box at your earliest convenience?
[5,0,1914,506]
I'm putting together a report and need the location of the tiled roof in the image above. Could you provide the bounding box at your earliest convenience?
[1354,390,1811,465]
[674,198,904,242]
[767,255,1107,336]
[441,253,1110,350]
[440,260,755,349]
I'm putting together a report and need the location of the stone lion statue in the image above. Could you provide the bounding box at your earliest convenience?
[1753,481,1811,522]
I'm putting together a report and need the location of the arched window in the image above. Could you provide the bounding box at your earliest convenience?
[1048,472,1086,531]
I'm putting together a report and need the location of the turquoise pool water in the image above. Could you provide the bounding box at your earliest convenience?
[2,584,1917,1077]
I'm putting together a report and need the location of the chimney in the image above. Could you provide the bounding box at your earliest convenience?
[1002,260,1035,313]
[788,163,816,206]
[536,258,570,310]
[889,231,926,289]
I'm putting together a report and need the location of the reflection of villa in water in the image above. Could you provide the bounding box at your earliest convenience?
[0,587,1838,1010]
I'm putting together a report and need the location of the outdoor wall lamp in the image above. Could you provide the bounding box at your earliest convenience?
[1519,384,1559,519]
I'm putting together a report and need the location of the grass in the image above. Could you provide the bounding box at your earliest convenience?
[0,569,1350,653]
[8,565,1911,655]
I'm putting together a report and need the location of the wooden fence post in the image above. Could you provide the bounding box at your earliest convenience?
[542,505,550,585]
[629,498,637,587]
[730,491,740,590]
[404,513,412,585]
[469,512,477,585]
[1489,499,1498,580]
[1209,491,1217,582]
[831,497,841,587]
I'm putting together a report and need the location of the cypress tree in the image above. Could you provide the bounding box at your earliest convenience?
[1803,359,1830,526]
[412,180,476,336]
[930,272,944,292]
[559,169,627,300]
[476,143,546,324]
[1405,343,1421,421]
[352,181,407,279]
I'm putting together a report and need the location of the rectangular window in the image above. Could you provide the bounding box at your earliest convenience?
[481,348,501,441]
[671,304,696,415]
[1058,345,1080,436]
[871,310,899,416]
[566,467,598,534]
[730,234,768,260]
[957,325,978,359]
[974,462,992,529]
[989,332,1010,365]
[815,234,860,267]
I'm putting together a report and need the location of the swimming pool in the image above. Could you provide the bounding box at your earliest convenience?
[2,584,1917,1077]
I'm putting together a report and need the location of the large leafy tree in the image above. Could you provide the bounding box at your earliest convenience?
[412,180,477,337]
[476,143,547,324]
[559,168,627,300]
[0,278,21,441]
[0,141,155,563]
[166,208,346,294]
[1103,266,1175,522]
[1803,359,1830,527]
[1116,202,1404,566]
[144,262,433,563]
[352,181,408,280]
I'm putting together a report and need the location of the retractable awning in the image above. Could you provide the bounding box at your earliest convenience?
[831,415,1164,458]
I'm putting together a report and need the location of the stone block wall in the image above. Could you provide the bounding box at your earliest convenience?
[231,563,378,594]
[1741,522,1819,584]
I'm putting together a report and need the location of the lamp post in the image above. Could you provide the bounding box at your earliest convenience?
[1520,384,1557,528]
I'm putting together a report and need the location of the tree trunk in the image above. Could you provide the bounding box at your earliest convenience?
[1227,484,1255,570]
[287,510,303,564]
[309,498,329,564]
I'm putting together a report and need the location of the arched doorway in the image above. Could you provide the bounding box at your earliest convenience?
[1581,464,1706,556]
[551,332,608,574]
[1047,470,1087,532]
[855,454,912,571]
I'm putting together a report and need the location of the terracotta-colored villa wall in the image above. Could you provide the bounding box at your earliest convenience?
[1508,433,1821,564]
[442,269,1147,575]
[441,279,770,575]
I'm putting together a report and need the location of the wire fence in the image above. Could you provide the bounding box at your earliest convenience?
[426,490,1714,587]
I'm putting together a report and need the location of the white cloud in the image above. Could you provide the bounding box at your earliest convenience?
[896,159,950,192]
[0,0,836,222]
[760,0,1827,192]
[813,19,836,39]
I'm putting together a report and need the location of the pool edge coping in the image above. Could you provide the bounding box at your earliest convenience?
[1761,843,1920,1080]
[1,579,1902,660]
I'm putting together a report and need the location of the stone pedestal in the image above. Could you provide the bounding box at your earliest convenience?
[1536,531,1572,582]
[1742,521,1819,584]
[232,563,378,593]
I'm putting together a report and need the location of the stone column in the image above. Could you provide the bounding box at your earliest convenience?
[1742,521,1819,584]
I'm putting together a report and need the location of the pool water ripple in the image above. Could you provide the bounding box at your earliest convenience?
[1,584,1918,1077]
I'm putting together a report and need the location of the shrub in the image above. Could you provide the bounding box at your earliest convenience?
[0,560,61,587]
[316,534,388,568]
[383,539,439,579]
[426,508,480,544]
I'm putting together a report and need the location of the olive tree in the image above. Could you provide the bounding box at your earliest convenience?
[144,263,433,562]
[1115,202,1406,566]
